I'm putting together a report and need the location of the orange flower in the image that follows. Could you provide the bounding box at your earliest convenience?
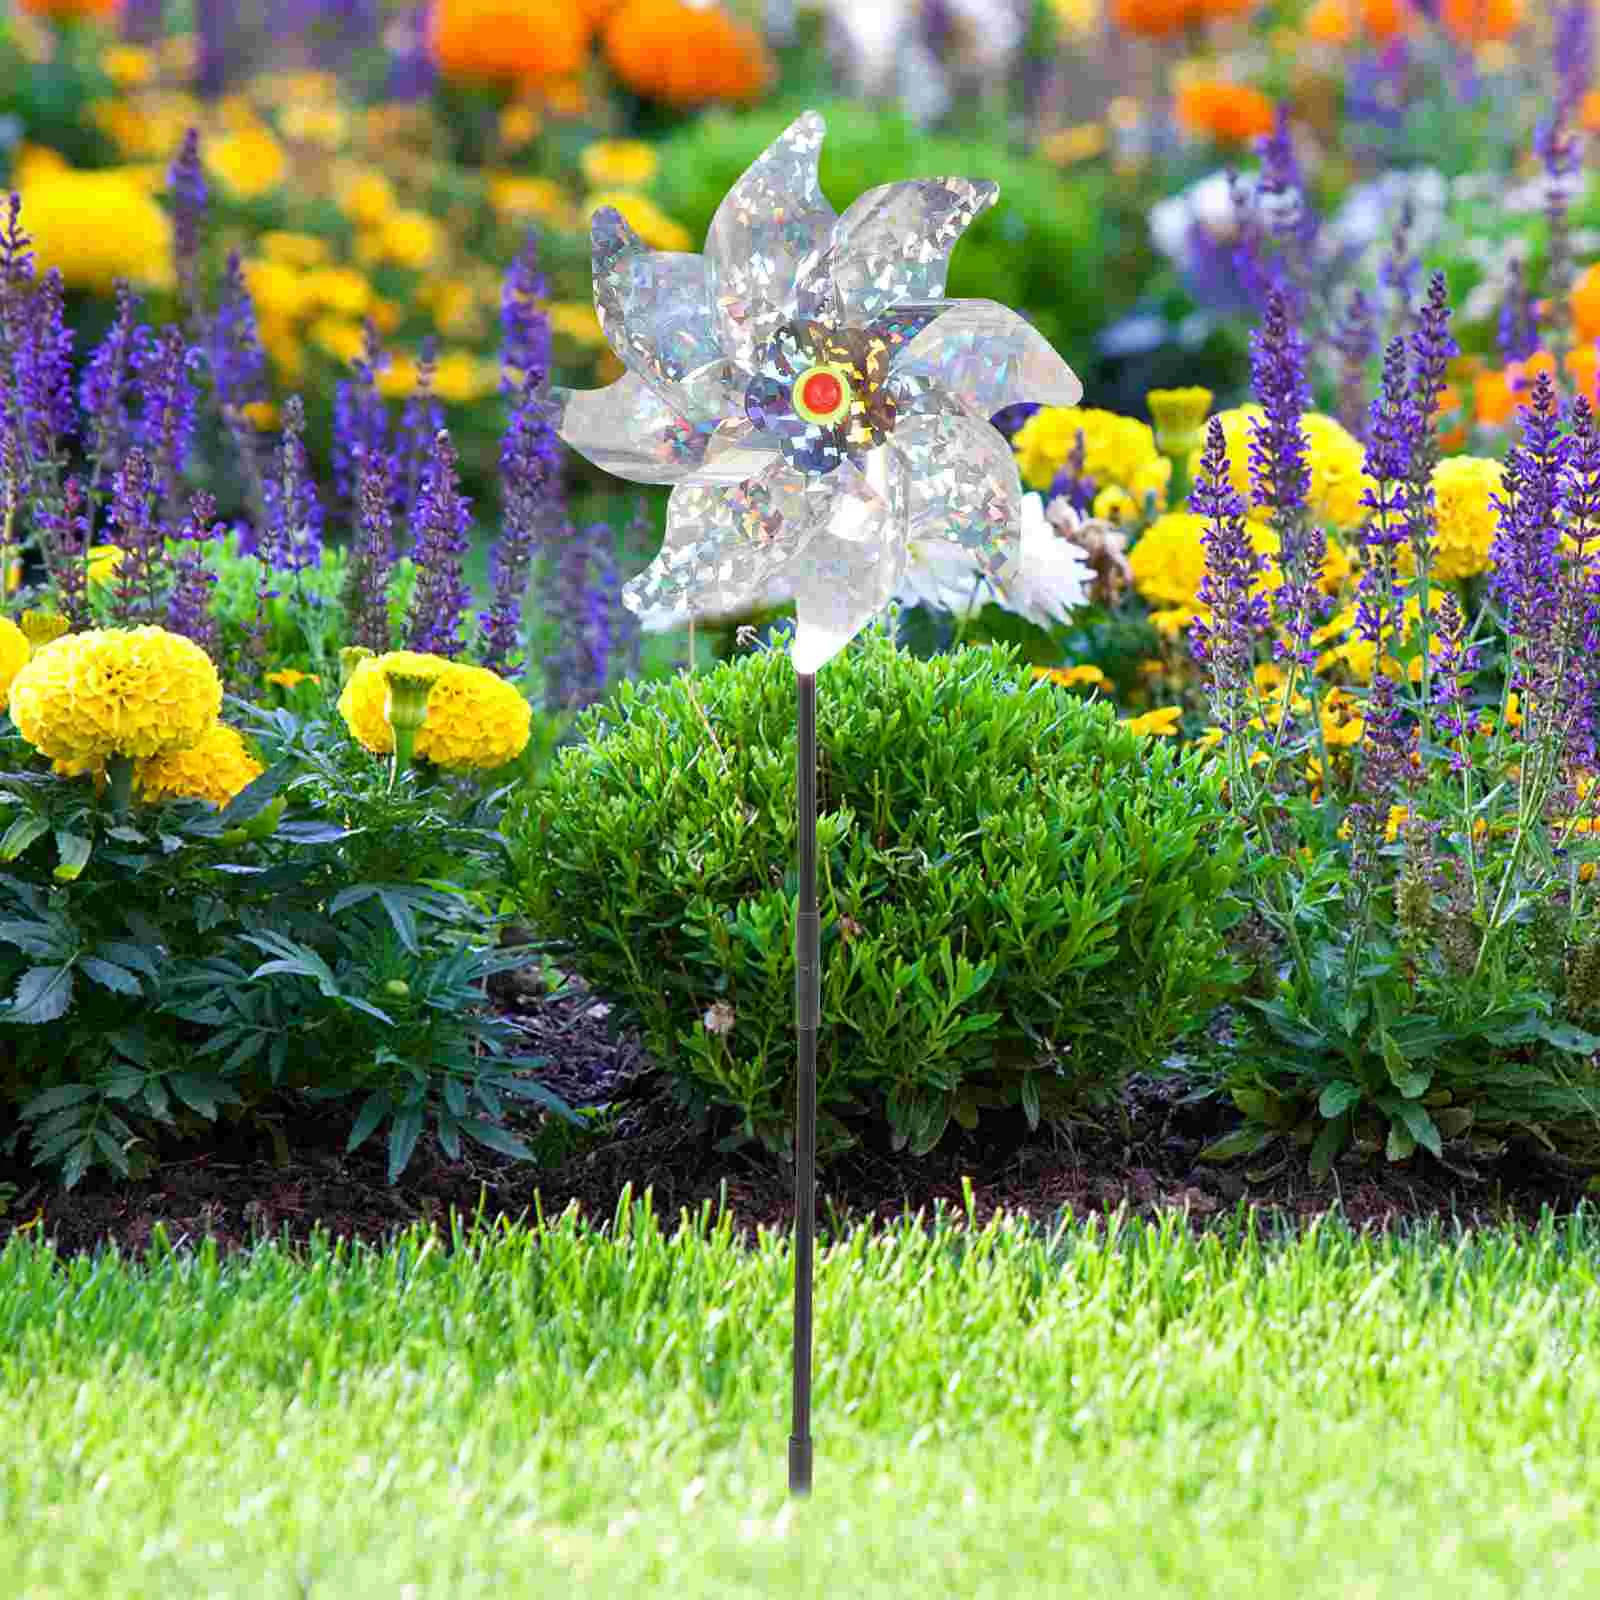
[1438,0,1522,44]
[1572,261,1600,343]
[602,0,771,108]
[1569,343,1600,409]
[428,0,591,88]
[1433,382,1466,452]
[1583,89,1600,135]
[1474,350,1559,427]
[1304,0,1410,42]
[1175,80,1277,144]
[1113,0,1256,32]
[16,0,117,16]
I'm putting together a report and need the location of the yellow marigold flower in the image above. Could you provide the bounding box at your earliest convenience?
[101,44,155,87]
[1012,405,1162,496]
[580,139,660,188]
[9,624,222,763]
[431,349,497,404]
[1147,604,1203,637]
[584,192,692,253]
[1121,705,1182,737]
[1129,455,1172,511]
[487,174,572,223]
[422,278,479,336]
[302,266,373,317]
[279,103,349,148]
[17,161,173,292]
[1032,663,1110,690]
[309,315,366,364]
[341,170,396,226]
[259,231,329,268]
[86,543,125,587]
[0,618,31,712]
[546,300,607,347]
[1319,687,1365,746]
[338,651,532,770]
[265,669,319,689]
[243,259,312,322]
[134,722,264,809]
[499,102,542,146]
[376,354,420,400]
[1129,511,1275,607]
[1093,485,1139,525]
[241,400,279,430]
[376,209,440,270]
[1429,455,1503,580]
[205,125,288,199]
[1188,407,1376,534]
[1145,386,1213,457]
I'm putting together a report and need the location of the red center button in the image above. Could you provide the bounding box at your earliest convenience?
[800,371,844,415]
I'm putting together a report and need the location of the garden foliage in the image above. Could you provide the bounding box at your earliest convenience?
[0,703,578,1192]
[508,617,1250,1167]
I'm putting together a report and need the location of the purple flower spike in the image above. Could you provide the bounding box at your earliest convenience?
[405,429,474,659]
[167,129,209,325]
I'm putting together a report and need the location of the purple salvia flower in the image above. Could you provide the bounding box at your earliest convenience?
[348,445,398,654]
[1252,106,1318,331]
[1355,336,1417,655]
[1190,415,1271,738]
[1534,105,1583,370]
[1330,286,1379,444]
[404,429,474,658]
[989,402,1040,441]
[208,251,267,413]
[1402,270,1459,574]
[167,129,209,327]
[1226,167,1280,318]
[1489,373,1568,709]
[385,6,439,100]
[107,447,166,625]
[1248,288,1326,673]
[78,283,146,488]
[1048,429,1096,517]
[1555,0,1594,120]
[195,0,231,98]
[500,231,550,399]
[543,521,626,713]
[39,476,91,627]
[1497,256,1541,367]
[0,194,35,368]
[166,490,222,659]
[134,325,203,512]
[261,395,324,576]
[396,338,445,528]
[1428,590,1480,772]
[121,0,163,42]
[1376,196,1420,349]
[331,320,391,512]
[1356,670,1412,804]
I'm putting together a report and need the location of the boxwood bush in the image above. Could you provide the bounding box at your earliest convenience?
[505,621,1251,1167]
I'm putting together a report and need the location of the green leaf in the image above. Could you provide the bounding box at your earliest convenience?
[17,1080,97,1118]
[52,832,92,883]
[79,957,141,996]
[457,1117,534,1161]
[1379,1030,1432,1098]
[1019,1071,1041,1131]
[1384,1097,1443,1158]
[1318,1081,1364,1119]
[92,1129,131,1177]
[215,761,295,828]
[347,1089,391,1154]
[5,963,74,1024]
[0,814,49,861]
[1308,1114,1349,1183]
[387,1107,425,1182]
[1386,1122,1417,1162]
[1198,1125,1276,1163]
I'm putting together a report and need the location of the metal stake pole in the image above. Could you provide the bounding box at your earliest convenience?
[789,669,818,1497]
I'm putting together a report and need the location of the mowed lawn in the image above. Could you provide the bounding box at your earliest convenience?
[3,1184,1599,1599]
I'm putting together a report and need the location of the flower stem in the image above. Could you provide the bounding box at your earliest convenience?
[107,754,135,818]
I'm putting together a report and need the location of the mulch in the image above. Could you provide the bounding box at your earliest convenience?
[2,963,1596,1271]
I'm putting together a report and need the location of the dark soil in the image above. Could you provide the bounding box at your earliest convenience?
[2,965,1597,1273]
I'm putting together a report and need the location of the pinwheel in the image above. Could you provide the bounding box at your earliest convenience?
[554,108,1083,1496]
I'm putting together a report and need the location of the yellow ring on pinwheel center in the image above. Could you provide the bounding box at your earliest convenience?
[791,363,854,425]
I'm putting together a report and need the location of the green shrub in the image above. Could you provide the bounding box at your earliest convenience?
[0,702,579,1191]
[652,100,1129,368]
[506,619,1250,1167]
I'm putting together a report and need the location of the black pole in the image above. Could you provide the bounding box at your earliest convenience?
[789,669,818,1497]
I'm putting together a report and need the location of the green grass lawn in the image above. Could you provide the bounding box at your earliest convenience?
[4,1184,1599,1598]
